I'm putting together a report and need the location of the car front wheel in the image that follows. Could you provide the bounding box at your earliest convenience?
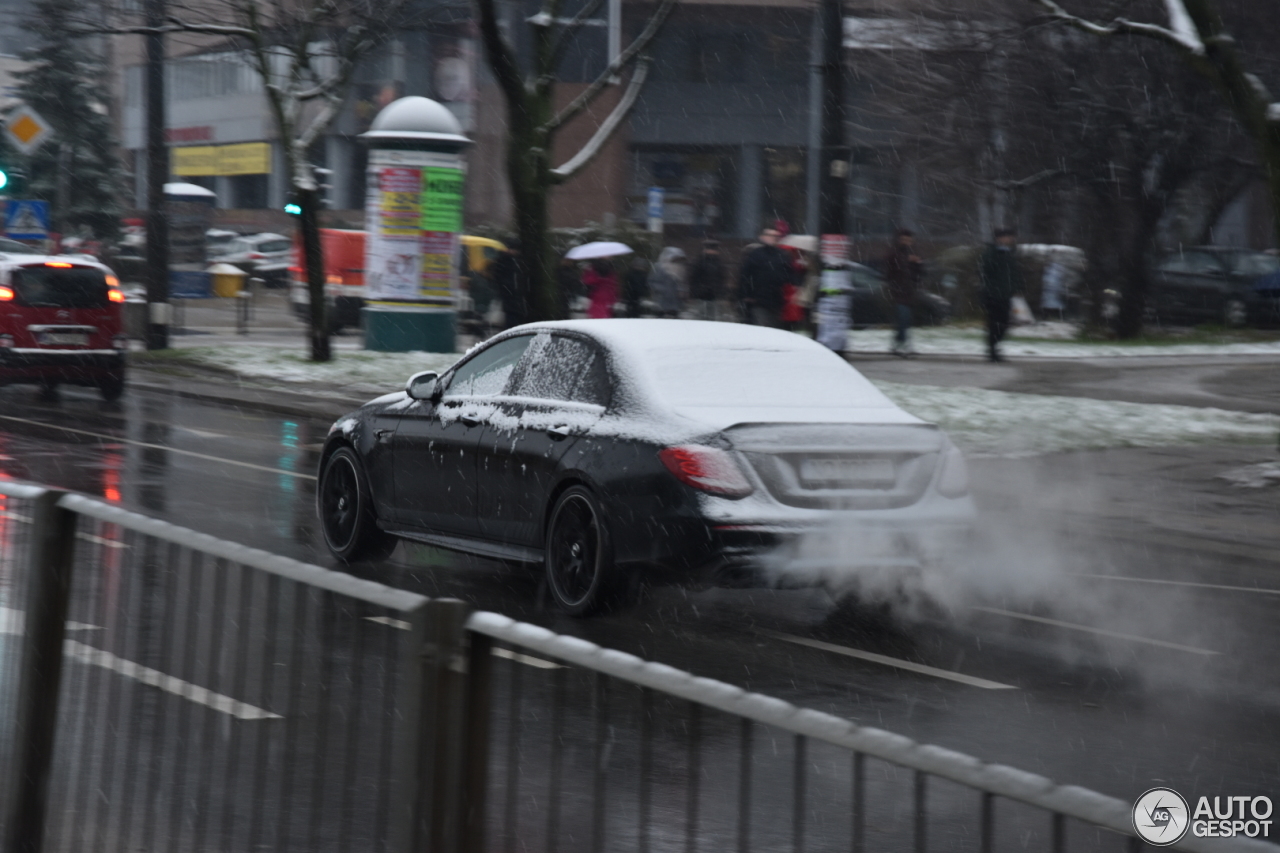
[319,447,398,563]
[545,486,617,616]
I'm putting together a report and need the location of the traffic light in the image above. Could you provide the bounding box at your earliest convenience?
[284,201,302,215]
[0,168,9,192]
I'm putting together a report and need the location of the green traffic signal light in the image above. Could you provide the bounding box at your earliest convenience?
[284,202,301,215]
[0,170,9,191]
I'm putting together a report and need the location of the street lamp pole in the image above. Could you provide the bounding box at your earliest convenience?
[144,0,170,350]
[814,0,853,353]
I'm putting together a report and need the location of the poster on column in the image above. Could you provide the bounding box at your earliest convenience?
[363,149,464,305]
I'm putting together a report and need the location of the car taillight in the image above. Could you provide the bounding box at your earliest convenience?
[108,288,125,303]
[0,286,12,301]
[105,274,120,287]
[659,445,754,498]
[249,252,265,260]
[0,334,13,348]
[936,444,969,498]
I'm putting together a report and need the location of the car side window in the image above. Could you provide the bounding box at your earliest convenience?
[509,333,612,406]
[442,335,532,399]
[1160,252,1223,275]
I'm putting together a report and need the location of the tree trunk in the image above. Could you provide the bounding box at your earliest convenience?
[1114,195,1163,339]
[297,185,330,362]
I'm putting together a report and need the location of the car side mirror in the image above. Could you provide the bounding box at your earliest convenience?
[405,371,440,401]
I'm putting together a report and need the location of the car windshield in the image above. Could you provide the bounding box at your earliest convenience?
[643,345,891,409]
[12,265,109,308]
[1227,252,1280,277]
[0,238,42,254]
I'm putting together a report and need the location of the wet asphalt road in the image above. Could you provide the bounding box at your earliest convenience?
[1,368,1278,832]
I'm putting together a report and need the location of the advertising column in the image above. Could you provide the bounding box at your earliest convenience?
[363,149,465,351]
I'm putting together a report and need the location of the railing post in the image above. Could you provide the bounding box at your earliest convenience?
[3,489,76,853]
[462,625,492,853]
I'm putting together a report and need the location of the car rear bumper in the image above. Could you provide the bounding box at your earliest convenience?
[0,348,124,384]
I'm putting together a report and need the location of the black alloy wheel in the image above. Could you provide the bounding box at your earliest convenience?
[319,447,397,563]
[545,486,614,616]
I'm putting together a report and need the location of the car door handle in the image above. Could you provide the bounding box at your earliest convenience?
[374,428,394,443]
[547,425,572,440]
[460,414,485,428]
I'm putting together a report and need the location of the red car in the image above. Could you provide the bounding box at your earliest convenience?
[0,252,127,399]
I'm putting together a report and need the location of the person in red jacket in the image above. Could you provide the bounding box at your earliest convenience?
[583,259,619,319]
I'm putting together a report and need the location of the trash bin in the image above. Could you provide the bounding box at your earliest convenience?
[209,263,248,298]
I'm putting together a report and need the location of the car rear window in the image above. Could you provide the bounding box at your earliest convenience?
[11,266,110,308]
[1228,253,1280,278]
[644,345,892,409]
[510,333,611,406]
[257,240,292,253]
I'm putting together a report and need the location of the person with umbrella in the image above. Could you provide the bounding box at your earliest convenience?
[565,241,633,320]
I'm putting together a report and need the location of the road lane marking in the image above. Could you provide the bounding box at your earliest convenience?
[1073,573,1280,596]
[63,639,281,720]
[0,413,317,480]
[0,605,102,634]
[759,629,1016,690]
[970,607,1222,656]
[364,615,563,669]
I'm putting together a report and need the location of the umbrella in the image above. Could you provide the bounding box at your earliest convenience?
[780,234,818,253]
[565,241,633,260]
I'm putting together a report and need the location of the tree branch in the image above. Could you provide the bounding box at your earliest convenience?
[549,0,607,69]
[544,0,675,133]
[1030,0,1205,55]
[551,58,649,181]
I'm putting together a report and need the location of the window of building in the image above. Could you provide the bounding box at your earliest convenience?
[629,147,736,235]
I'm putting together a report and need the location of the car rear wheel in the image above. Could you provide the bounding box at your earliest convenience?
[545,487,617,616]
[319,447,398,563]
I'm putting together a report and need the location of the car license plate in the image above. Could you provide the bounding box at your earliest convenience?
[39,332,88,346]
[799,457,895,486]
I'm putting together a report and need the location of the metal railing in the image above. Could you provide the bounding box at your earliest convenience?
[0,479,1273,853]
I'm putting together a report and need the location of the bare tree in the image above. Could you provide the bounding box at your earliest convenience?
[91,0,416,361]
[1033,0,1280,249]
[475,0,676,321]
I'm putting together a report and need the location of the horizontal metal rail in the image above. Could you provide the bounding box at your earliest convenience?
[467,610,1277,853]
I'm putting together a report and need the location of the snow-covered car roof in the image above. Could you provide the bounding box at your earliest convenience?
[511,319,922,430]
[0,252,112,273]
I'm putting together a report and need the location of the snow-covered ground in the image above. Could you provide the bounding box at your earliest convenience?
[876,381,1280,457]
[169,345,1280,458]
[849,323,1280,358]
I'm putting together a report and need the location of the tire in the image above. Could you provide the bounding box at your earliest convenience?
[544,486,618,616]
[1223,298,1248,328]
[319,447,398,563]
[99,374,125,401]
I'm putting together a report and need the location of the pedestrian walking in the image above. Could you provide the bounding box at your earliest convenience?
[688,240,725,321]
[649,247,687,318]
[583,259,619,319]
[491,240,530,329]
[623,256,649,317]
[557,255,583,318]
[979,228,1024,362]
[1040,259,1067,321]
[884,228,923,356]
[738,226,795,328]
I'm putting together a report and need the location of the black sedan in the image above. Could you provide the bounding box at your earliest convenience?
[317,320,974,614]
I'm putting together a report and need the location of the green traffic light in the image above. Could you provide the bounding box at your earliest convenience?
[0,170,9,191]
[284,202,301,215]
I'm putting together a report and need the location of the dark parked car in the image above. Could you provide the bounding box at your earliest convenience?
[1149,247,1280,326]
[848,262,952,328]
[317,320,974,614]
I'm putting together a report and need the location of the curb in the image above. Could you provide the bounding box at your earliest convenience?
[127,367,369,421]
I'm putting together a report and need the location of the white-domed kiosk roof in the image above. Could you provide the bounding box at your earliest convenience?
[360,96,471,147]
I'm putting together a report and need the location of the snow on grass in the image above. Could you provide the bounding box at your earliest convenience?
[873,380,1280,457]
[848,324,1280,358]
[176,346,462,393]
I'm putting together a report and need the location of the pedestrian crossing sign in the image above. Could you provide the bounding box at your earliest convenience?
[6,200,49,239]
[4,104,52,155]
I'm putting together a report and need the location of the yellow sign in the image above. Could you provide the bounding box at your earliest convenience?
[172,142,272,177]
[172,146,218,176]
[218,142,272,176]
[5,104,52,155]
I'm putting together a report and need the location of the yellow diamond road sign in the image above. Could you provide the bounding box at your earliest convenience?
[5,104,52,155]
